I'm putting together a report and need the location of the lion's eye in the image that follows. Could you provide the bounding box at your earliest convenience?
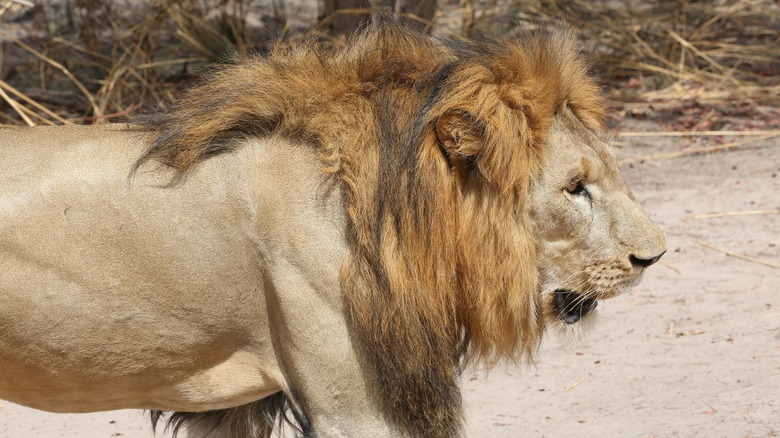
[566,181,590,198]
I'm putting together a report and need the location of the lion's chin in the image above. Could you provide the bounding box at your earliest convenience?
[553,290,598,324]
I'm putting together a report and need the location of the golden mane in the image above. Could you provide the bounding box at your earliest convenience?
[137,18,604,437]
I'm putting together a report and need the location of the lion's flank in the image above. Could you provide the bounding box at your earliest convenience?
[137,17,604,438]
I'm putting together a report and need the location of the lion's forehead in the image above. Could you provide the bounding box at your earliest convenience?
[544,123,621,185]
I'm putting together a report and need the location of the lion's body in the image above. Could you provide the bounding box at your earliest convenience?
[0,19,665,438]
[0,126,297,411]
[0,126,398,435]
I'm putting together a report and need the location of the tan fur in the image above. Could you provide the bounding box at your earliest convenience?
[0,19,664,438]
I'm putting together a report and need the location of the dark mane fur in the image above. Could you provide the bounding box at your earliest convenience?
[149,392,311,437]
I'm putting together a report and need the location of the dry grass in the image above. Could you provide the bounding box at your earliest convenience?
[1,0,284,125]
[489,0,779,104]
[0,0,778,126]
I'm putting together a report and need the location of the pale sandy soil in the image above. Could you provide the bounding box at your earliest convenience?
[1,119,778,437]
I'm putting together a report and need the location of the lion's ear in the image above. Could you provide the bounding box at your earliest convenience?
[434,110,482,166]
[435,104,537,191]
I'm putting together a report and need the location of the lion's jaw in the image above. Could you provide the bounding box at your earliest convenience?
[528,108,667,329]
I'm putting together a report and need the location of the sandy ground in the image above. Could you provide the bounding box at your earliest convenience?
[1,120,778,437]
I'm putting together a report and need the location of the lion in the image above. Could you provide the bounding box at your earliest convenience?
[0,18,665,438]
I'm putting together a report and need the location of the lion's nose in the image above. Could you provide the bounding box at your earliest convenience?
[629,250,666,268]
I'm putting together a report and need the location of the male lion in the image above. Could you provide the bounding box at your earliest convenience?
[0,19,665,438]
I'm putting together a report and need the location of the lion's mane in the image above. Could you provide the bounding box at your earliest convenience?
[137,18,604,437]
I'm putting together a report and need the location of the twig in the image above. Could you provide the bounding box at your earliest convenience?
[136,57,206,70]
[564,375,589,392]
[701,404,717,415]
[696,240,780,269]
[50,37,112,62]
[690,209,780,220]
[676,330,705,337]
[637,85,780,102]
[667,29,741,86]
[690,0,754,41]
[12,100,56,125]
[0,80,71,124]
[618,132,780,164]
[617,130,780,138]
[658,260,681,274]
[0,87,34,126]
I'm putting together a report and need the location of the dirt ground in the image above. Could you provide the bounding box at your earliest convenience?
[1,116,778,437]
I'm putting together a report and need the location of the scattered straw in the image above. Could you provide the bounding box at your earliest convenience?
[564,375,589,392]
[136,57,206,70]
[0,80,70,124]
[690,209,780,220]
[0,86,34,126]
[658,260,681,274]
[700,404,717,415]
[637,85,780,102]
[696,240,780,269]
[617,130,779,138]
[619,131,780,164]
[676,330,705,337]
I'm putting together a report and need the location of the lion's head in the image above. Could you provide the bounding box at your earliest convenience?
[136,17,665,438]
[529,108,666,330]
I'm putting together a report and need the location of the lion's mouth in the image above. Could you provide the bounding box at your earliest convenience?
[554,290,598,324]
